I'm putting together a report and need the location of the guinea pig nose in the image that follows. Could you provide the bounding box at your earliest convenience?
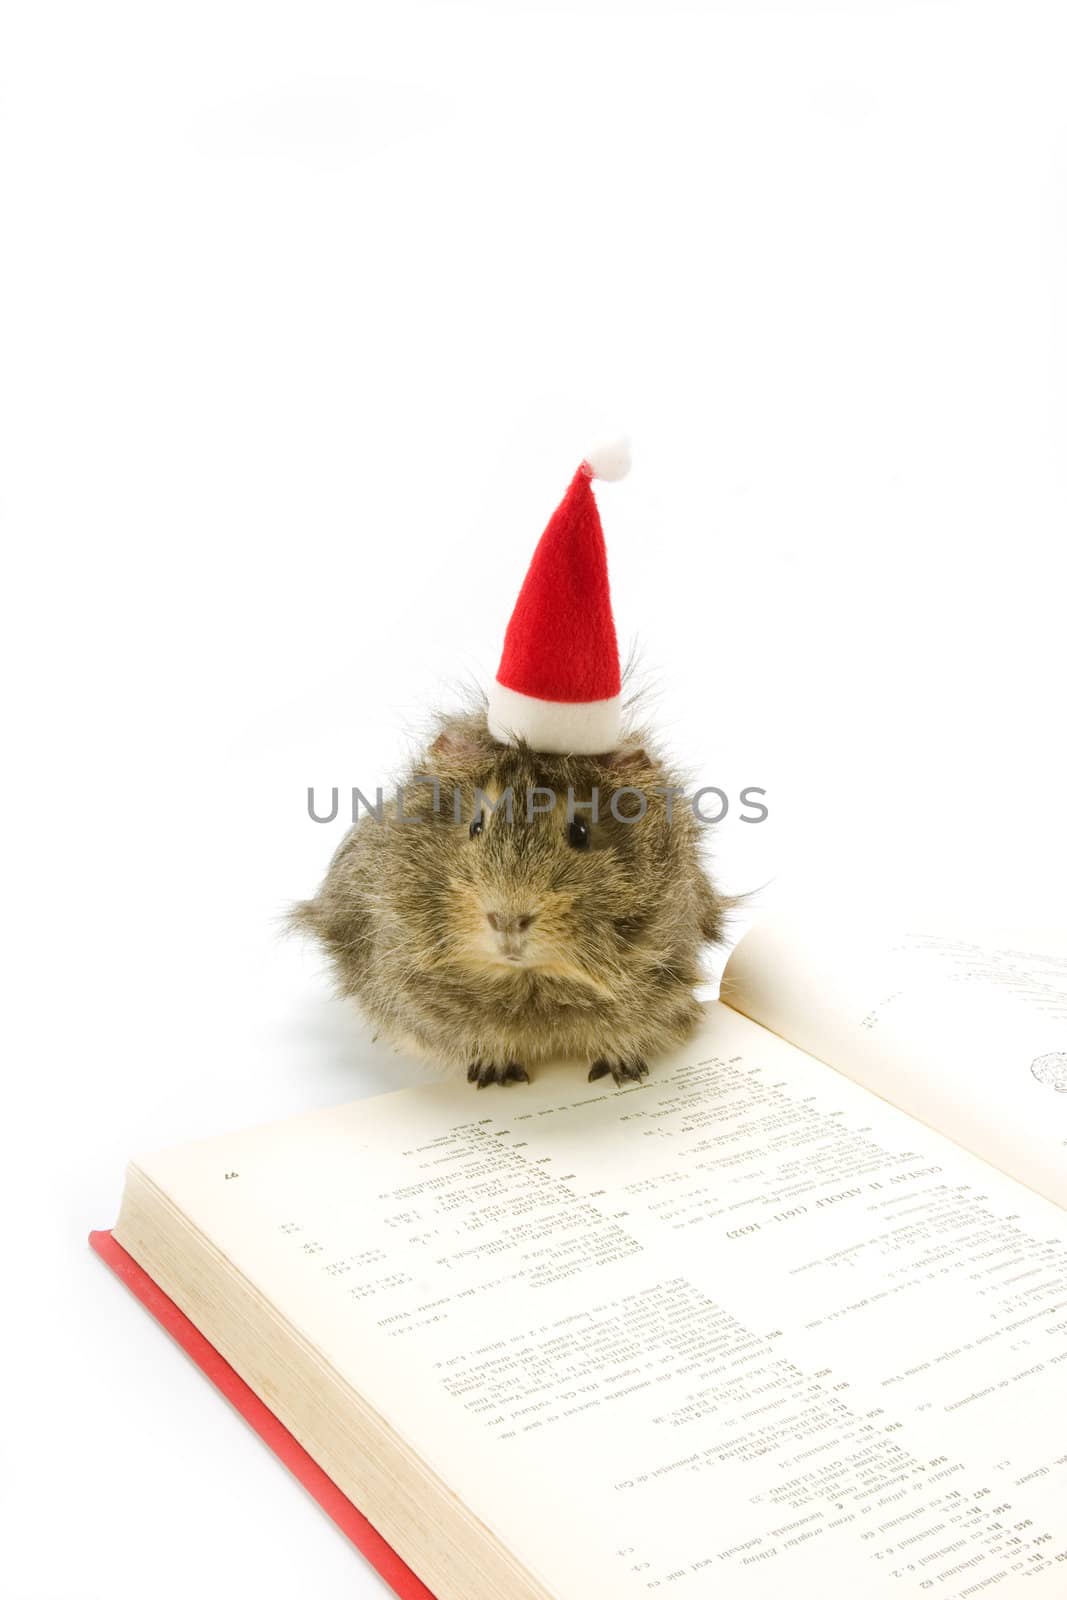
[487,911,537,934]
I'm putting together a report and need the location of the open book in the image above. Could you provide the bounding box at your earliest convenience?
[98,919,1067,1599]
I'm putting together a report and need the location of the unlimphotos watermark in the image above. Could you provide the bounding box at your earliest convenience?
[306,782,768,826]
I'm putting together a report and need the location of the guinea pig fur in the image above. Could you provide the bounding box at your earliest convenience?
[293,705,728,1087]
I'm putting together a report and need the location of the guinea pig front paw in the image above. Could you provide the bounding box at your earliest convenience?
[588,1057,649,1086]
[466,1060,530,1089]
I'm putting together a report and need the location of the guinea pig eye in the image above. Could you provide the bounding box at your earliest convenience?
[469,811,485,839]
[567,818,590,851]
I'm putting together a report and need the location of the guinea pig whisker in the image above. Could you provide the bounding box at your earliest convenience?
[531,953,616,997]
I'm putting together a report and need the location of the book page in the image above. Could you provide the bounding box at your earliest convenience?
[122,1006,1067,1599]
[723,919,1067,1209]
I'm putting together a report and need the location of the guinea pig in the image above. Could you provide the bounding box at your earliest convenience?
[294,703,728,1087]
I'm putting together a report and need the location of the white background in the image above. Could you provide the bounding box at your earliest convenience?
[3,1,1066,1595]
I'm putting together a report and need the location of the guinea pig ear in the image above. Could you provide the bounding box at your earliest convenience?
[605,740,650,772]
[427,724,489,771]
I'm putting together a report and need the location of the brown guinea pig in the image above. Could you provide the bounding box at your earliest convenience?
[293,704,727,1087]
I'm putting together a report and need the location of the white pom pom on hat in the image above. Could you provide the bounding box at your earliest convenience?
[582,435,632,482]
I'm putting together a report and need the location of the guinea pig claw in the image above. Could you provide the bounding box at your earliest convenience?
[467,1061,530,1088]
[588,1058,649,1087]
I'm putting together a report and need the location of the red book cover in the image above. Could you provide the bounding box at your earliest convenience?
[89,1229,437,1600]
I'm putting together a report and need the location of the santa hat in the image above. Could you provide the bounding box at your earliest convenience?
[487,438,630,755]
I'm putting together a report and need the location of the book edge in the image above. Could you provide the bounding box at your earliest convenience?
[88,1227,438,1600]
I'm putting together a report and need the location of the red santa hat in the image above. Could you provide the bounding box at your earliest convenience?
[487,438,630,755]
